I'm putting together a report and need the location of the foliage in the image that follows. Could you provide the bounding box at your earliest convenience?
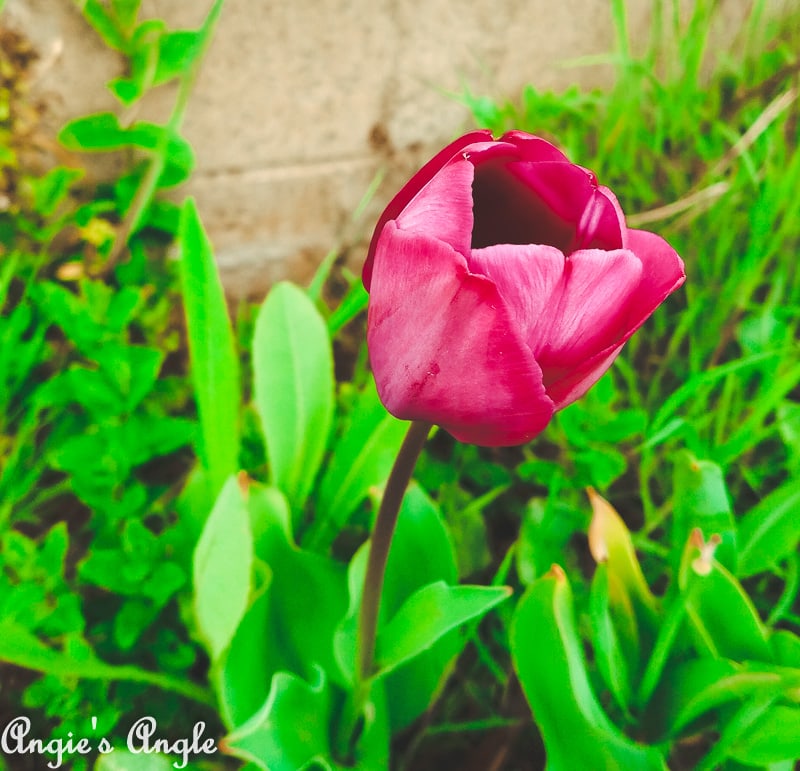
[0,0,798,770]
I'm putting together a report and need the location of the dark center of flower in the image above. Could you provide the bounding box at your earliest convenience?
[470,159,620,254]
[471,160,576,252]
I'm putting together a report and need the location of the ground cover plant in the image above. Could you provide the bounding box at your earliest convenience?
[1,0,799,770]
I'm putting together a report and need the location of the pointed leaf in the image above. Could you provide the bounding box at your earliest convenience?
[375,581,510,679]
[193,476,253,661]
[589,563,634,713]
[253,282,334,513]
[179,198,241,494]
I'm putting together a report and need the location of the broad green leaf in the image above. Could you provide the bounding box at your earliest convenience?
[375,581,510,678]
[224,670,390,771]
[253,281,334,513]
[179,198,241,494]
[216,576,276,729]
[672,451,736,572]
[511,568,667,770]
[737,482,800,577]
[216,481,348,728]
[727,704,800,765]
[310,376,407,551]
[680,549,772,663]
[223,669,332,771]
[60,112,160,151]
[193,476,253,662]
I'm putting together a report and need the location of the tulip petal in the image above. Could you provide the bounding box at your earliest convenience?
[467,242,565,347]
[395,158,474,258]
[544,232,685,408]
[499,131,570,163]
[543,346,625,409]
[368,221,554,446]
[532,248,643,379]
[507,162,624,252]
[363,129,492,289]
[624,229,687,323]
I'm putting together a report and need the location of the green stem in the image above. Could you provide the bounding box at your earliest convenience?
[356,420,432,682]
[338,419,431,760]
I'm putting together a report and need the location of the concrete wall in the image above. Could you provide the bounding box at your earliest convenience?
[3,0,790,297]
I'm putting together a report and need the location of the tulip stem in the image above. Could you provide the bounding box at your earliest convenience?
[338,419,432,762]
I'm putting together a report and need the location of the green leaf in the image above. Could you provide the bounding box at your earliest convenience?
[770,630,800,668]
[672,451,736,572]
[110,0,141,30]
[223,669,331,770]
[661,658,800,737]
[590,563,634,714]
[93,343,164,412]
[737,482,800,577]
[511,568,667,770]
[680,549,772,663]
[224,669,389,771]
[0,623,211,705]
[375,582,510,678]
[310,376,407,550]
[253,282,334,514]
[382,485,466,729]
[193,475,253,662]
[216,483,348,727]
[179,198,241,494]
[728,704,800,766]
[81,0,129,52]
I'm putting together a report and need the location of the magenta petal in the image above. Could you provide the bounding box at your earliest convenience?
[500,131,570,162]
[532,248,643,374]
[363,129,492,289]
[624,229,687,323]
[467,242,565,347]
[395,158,474,258]
[544,233,685,408]
[368,222,555,446]
[543,346,624,409]
[507,162,624,251]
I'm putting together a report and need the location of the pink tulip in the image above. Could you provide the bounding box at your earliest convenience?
[363,130,685,447]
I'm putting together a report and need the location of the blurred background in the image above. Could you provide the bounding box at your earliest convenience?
[4,0,792,296]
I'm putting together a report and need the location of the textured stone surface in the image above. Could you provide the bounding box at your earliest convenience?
[3,0,791,297]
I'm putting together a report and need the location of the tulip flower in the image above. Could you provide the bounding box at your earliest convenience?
[364,130,685,446]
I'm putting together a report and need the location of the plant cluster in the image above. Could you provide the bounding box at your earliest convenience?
[0,1,798,770]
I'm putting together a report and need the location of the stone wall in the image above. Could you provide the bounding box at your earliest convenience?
[3,0,790,297]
